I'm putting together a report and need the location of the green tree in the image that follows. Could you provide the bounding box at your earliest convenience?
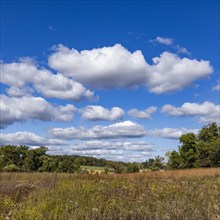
[142,158,154,169]
[179,133,197,168]
[166,151,182,169]
[127,163,140,173]
[150,156,165,171]
[57,159,80,173]
[196,123,220,167]
[198,123,219,142]
[38,155,58,172]
[108,162,126,174]
[167,123,220,169]
[23,146,48,171]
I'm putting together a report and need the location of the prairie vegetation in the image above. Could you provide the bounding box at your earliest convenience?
[1,168,220,220]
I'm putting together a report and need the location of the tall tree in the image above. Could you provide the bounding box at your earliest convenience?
[167,123,220,169]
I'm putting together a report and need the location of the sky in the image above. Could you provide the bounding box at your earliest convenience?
[0,0,219,162]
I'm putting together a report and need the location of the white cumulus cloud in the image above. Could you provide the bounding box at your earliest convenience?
[147,52,212,93]
[49,121,146,140]
[49,140,154,162]
[148,128,198,139]
[0,94,76,128]
[48,44,213,93]
[1,44,213,96]
[0,61,96,101]
[6,86,34,97]
[128,106,157,119]
[161,101,220,124]
[0,131,66,146]
[48,44,148,89]
[80,105,124,121]
[68,140,154,151]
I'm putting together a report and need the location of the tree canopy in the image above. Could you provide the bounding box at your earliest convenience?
[167,123,220,169]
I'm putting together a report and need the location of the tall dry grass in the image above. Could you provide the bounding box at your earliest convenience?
[0,168,220,220]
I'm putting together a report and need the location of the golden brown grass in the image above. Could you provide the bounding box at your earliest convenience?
[0,168,220,220]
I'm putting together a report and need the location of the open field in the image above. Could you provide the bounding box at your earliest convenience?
[0,168,220,220]
[80,166,106,174]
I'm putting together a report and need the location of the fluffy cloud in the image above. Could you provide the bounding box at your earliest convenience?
[49,121,146,140]
[0,131,65,146]
[49,44,148,89]
[49,140,154,162]
[1,44,213,96]
[48,44,212,93]
[69,140,154,151]
[162,101,220,124]
[148,128,198,139]
[153,36,173,45]
[128,106,157,119]
[80,105,124,121]
[49,147,152,162]
[6,86,34,97]
[147,52,212,93]
[34,70,96,101]
[0,61,96,101]
[1,61,37,87]
[0,130,154,162]
[0,95,76,128]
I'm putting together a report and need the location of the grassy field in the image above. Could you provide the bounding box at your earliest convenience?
[80,166,106,174]
[0,168,220,220]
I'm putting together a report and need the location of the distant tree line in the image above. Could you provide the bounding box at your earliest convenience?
[0,145,140,173]
[0,123,219,173]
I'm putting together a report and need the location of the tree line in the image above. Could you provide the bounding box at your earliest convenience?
[0,145,138,173]
[0,123,219,173]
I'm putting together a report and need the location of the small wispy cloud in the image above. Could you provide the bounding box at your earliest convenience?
[128,106,157,119]
[151,36,191,55]
[212,84,220,91]
[212,80,220,91]
[175,45,191,55]
[128,31,145,40]
[152,36,174,45]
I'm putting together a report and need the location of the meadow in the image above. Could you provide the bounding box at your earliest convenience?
[0,168,220,220]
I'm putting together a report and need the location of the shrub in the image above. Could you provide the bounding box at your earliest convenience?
[2,164,20,172]
[127,163,139,173]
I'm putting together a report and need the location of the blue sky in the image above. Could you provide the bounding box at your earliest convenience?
[0,1,219,162]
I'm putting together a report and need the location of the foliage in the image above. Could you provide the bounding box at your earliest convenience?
[142,156,165,171]
[167,123,220,169]
[2,164,20,172]
[0,146,137,174]
[107,161,127,173]
[0,146,81,173]
[57,159,80,173]
[127,163,140,173]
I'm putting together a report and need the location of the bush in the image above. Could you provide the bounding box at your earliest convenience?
[2,164,20,172]
[127,163,139,173]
